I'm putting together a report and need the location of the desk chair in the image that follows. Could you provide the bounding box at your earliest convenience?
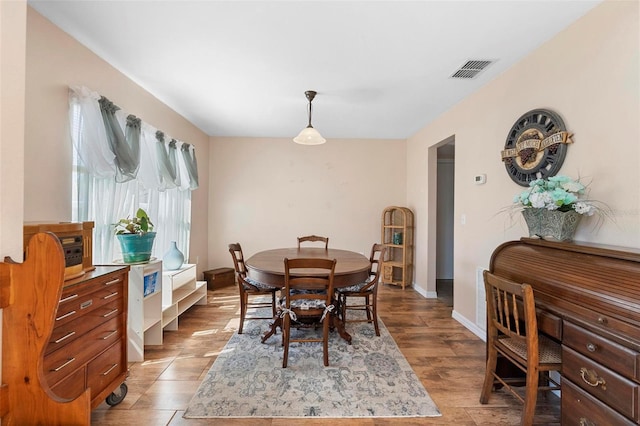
[281,257,336,368]
[228,243,279,334]
[480,271,562,426]
[335,243,385,336]
[297,235,329,249]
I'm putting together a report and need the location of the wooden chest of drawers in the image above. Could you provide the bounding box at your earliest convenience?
[44,266,129,407]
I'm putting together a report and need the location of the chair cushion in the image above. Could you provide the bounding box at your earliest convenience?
[243,276,277,291]
[288,298,327,310]
[337,276,373,293]
[291,289,324,295]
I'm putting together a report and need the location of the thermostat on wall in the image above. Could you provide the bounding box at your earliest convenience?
[474,174,486,185]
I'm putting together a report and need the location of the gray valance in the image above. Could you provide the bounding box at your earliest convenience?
[70,86,199,191]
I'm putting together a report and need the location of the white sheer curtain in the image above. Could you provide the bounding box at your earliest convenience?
[69,86,196,264]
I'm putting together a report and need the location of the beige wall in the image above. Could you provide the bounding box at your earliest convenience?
[208,137,406,267]
[407,0,640,335]
[1,0,26,260]
[1,0,28,378]
[24,8,210,275]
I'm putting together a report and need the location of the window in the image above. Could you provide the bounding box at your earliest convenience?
[69,86,197,264]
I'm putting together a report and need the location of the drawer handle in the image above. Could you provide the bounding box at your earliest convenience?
[56,310,76,321]
[102,308,119,318]
[579,418,595,426]
[597,316,608,325]
[54,331,76,344]
[103,291,119,300]
[51,357,76,372]
[580,367,607,390]
[80,299,93,309]
[59,293,79,303]
[105,278,120,286]
[102,330,118,340]
[586,343,598,352]
[102,363,119,376]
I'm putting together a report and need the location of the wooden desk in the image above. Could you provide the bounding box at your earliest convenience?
[490,238,640,425]
[245,247,370,344]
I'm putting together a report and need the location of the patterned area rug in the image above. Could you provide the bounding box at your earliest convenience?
[184,304,441,418]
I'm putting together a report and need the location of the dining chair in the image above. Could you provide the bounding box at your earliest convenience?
[335,243,385,336]
[281,257,336,368]
[228,243,279,334]
[480,271,562,426]
[297,235,329,249]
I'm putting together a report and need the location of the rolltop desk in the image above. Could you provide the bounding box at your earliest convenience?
[489,238,640,425]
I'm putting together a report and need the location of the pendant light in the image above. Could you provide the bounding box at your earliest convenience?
[293,90,326,145]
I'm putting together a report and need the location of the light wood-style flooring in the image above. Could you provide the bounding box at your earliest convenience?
[91,280,560,425]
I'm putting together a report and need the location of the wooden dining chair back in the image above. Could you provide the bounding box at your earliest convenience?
[228,243,279,334]
[480,271,562,426]
[297,235,329,250]
[336,243,386,336]
[281,257,336,368]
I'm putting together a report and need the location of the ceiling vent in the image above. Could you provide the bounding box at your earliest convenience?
[450,60,494,79]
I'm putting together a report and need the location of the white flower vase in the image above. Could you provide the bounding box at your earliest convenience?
[163,241,185,270]
[522,209,582,242]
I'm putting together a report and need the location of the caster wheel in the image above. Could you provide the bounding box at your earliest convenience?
[105,383,128,406]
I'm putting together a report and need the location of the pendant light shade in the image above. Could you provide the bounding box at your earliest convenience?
[293,90,326,145]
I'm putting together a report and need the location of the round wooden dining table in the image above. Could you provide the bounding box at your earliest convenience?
[245,247,370,287]
[245,247,371,344]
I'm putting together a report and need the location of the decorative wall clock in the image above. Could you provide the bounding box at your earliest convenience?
[501,108,573,186]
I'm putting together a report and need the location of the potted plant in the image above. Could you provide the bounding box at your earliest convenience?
[114,208,156,263]
[513,175,596,241]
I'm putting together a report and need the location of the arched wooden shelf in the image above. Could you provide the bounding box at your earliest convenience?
[380,206,414,289]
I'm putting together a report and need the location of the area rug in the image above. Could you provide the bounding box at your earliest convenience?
[184,304,441,418]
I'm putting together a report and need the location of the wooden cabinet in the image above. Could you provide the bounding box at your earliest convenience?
[162,264,207,330]
[381,206,414,289]
[127,260,163,361]
[490,238,640,425]
[0,232,129,424]
[45,266,129,407]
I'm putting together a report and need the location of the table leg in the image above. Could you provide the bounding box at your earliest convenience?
[262,306,352,345]
[332,314,352,344]
[261,313,282,344]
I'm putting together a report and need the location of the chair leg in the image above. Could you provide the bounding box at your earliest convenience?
[521,367,539,426]
[238,292,247,334]
[479,345,498,404]
[371,295,380,336]
[364,295,372,321]
[323,315,330,366]
[282,315,290,368]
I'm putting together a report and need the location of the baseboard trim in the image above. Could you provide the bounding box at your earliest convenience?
[411,285,437,299]
[452,310,486,342]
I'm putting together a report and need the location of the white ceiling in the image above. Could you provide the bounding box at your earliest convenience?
[28,1,601,140]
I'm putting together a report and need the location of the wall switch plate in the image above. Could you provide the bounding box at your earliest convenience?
[474,174,486,185]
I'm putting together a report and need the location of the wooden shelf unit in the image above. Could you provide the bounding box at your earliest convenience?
[381,206,414,289]
[161,264,207,330]
[127,260,163,362]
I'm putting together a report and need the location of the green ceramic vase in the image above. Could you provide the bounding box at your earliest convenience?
[116,232,156,263]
